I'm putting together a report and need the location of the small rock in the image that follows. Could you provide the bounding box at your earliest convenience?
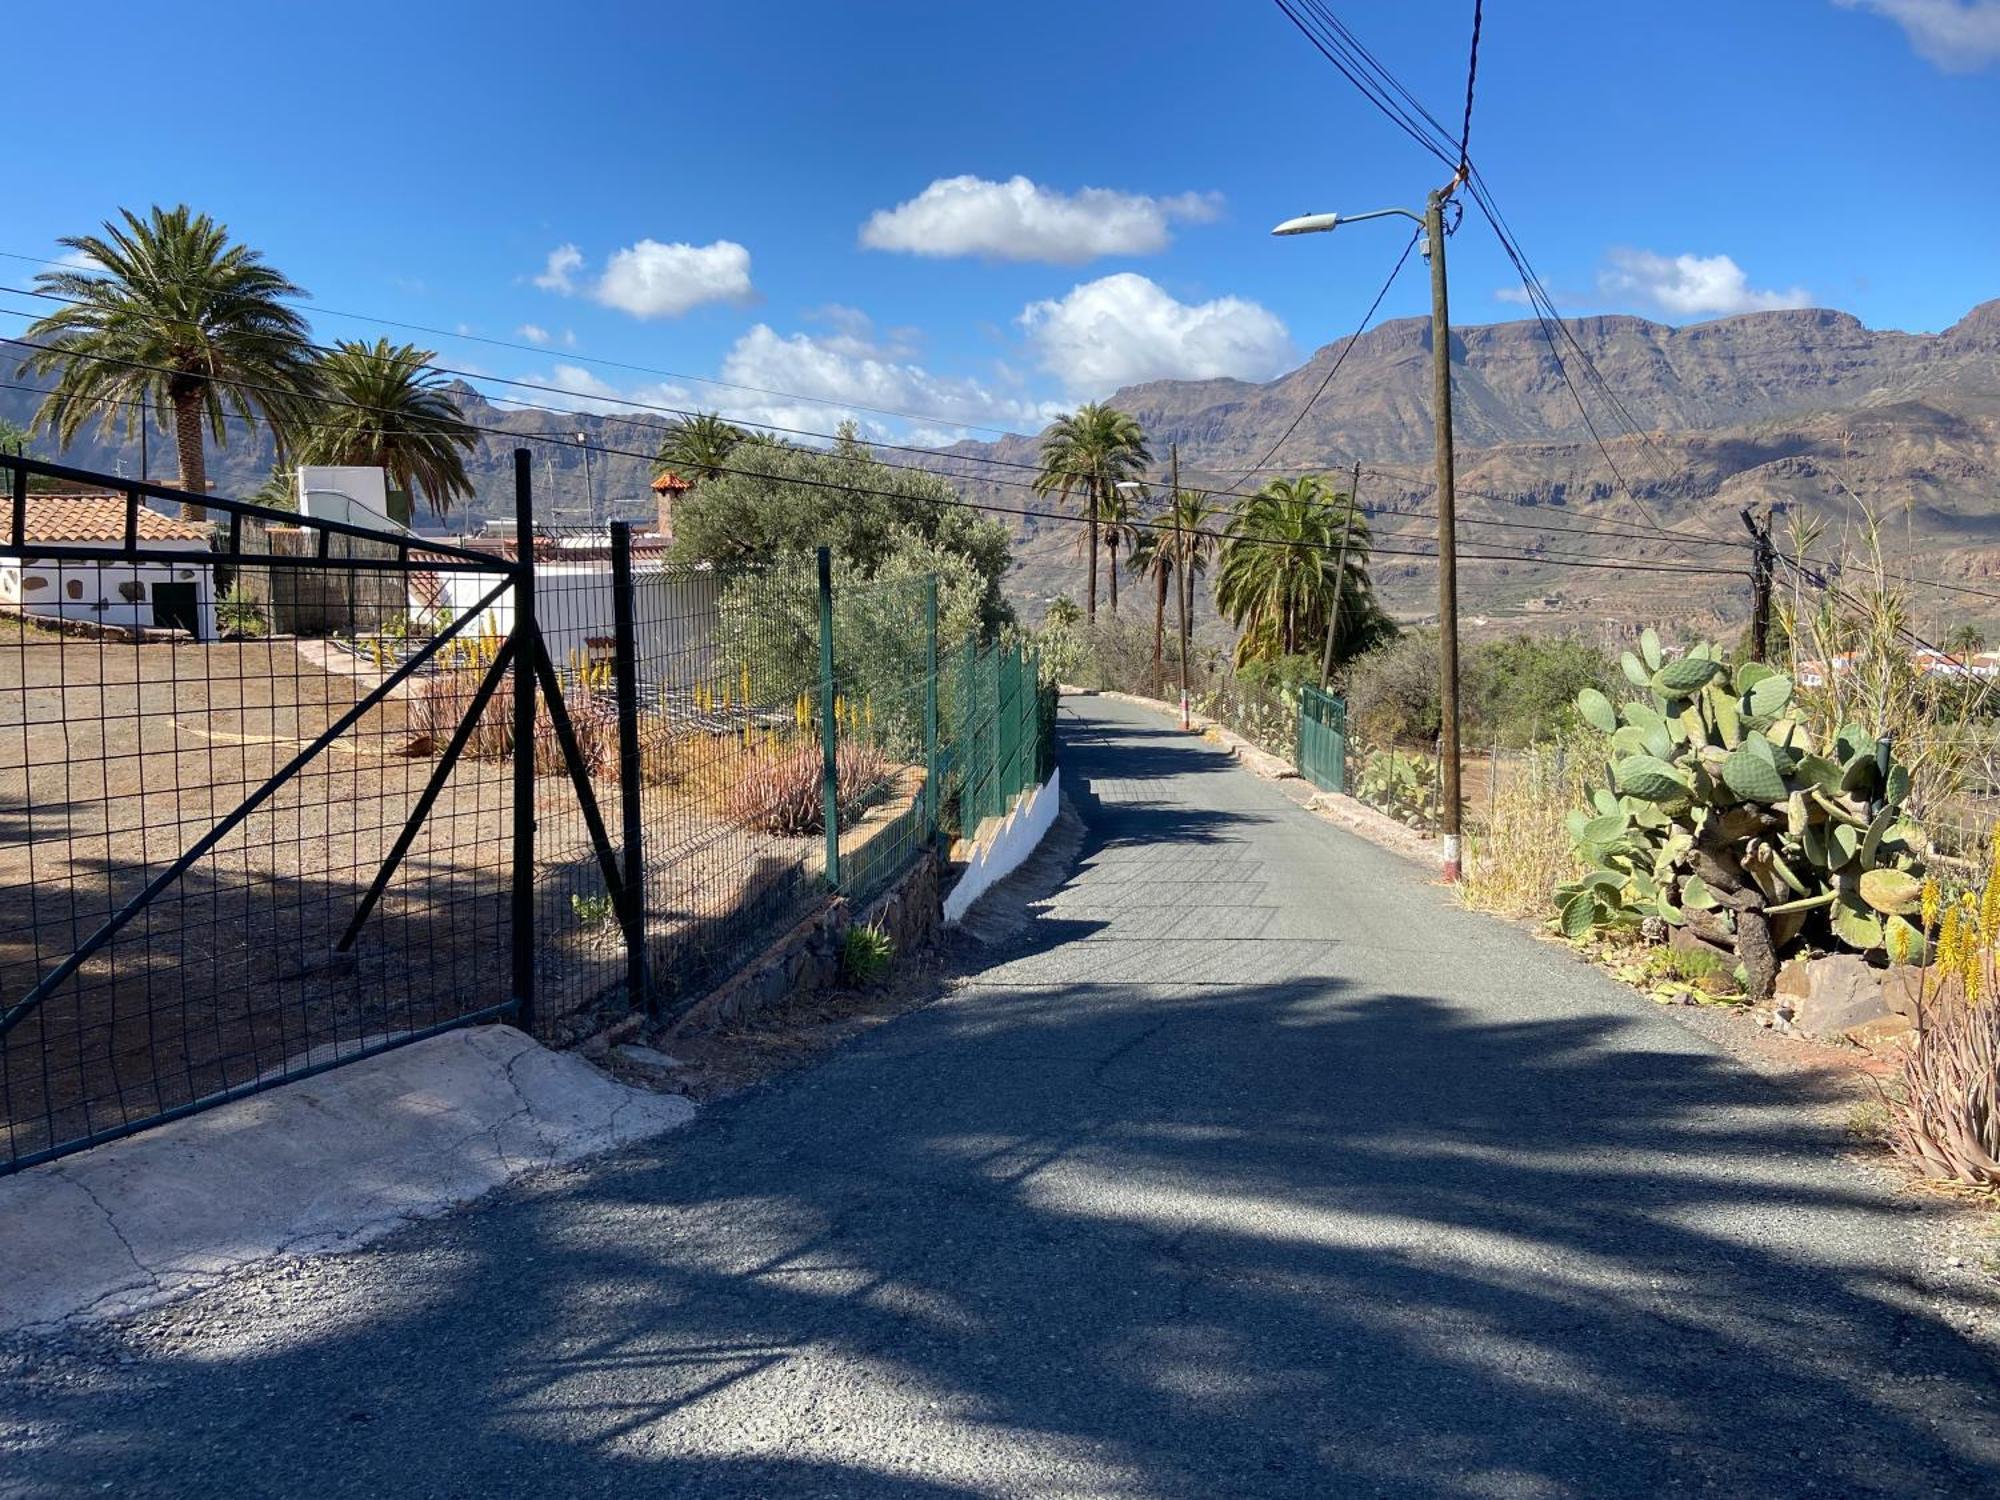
[1776,953,1896,1040]
[611,1044,684,1074]
[1842,1013,1915,1049]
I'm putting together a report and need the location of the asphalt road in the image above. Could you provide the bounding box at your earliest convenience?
[5,694,1999,1497]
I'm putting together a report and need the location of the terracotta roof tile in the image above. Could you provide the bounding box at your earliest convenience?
[650,471,693,493]
[15,493,211,544]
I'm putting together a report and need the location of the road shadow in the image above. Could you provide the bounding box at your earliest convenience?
[5,696,1998,1496]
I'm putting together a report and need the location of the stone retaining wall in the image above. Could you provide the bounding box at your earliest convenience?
[669,852,944,1038]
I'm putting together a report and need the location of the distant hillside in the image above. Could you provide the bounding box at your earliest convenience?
[8,298,2000,637]
[927,299,2000,636]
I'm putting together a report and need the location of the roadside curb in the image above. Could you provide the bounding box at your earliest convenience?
[0,1025,693,1335]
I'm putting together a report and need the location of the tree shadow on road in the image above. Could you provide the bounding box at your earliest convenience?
[8,968,1999,1498]
[8,697,2000,1497]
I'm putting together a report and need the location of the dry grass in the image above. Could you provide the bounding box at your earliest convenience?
[1459,733,1596,920]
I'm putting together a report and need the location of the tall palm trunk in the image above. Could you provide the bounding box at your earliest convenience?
[1107,533,1120,614]
[170,382,208,521]
[1152,561,1169,693]
[1085,479,1099,621]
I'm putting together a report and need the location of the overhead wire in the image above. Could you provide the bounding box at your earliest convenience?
[0,329,1744,581]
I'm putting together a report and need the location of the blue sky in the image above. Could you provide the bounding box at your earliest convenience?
[9,0,1999,443]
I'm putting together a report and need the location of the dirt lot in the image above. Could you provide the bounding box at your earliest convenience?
[0,623,532,1164]
[0,617,926,1167]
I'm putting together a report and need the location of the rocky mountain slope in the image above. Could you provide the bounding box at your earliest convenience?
[6,298,1999,635]
[929,299,2000,635]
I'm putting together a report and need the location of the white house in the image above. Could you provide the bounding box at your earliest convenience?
[0,493,217,639]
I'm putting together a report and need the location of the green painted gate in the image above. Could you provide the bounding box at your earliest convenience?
[1297,685,1347,794]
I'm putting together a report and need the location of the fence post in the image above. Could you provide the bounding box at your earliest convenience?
[959,637,976,836]
[817,546,840,890]
[510,449,538,1034]
[609,521,649,1014]
[924,575,939,843]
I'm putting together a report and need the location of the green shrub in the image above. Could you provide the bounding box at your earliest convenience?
[216,586,267,638]
[840,921,894,986]
[570,890,615,929]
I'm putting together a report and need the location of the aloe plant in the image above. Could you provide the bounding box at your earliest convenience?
[1555,629,1926,998]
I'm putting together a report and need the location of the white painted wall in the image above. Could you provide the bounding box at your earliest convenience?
[0,545,216,638]
[298,466,396,532]
[943,767,1062,925]
[431,563,721,678]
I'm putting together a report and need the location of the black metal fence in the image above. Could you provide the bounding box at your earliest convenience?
[0,452,1057,1172]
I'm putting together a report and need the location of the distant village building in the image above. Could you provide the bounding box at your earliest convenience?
[650,470,692,543]
[0,493,216,639]
[1796,648,2000,687]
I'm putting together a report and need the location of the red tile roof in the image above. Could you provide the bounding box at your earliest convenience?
[650,471,693,493]
[15,493,211,544]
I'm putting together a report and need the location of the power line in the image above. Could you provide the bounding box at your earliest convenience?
[1457,0,1483,172]
[0,247,1035,441]
[0,329,1747,583]
[1222,225,1423,498]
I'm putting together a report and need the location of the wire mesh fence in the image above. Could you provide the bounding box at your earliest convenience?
[0,459,523,1171]
[0,454,1062,1171]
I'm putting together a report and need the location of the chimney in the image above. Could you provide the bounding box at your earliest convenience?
[649,470,692,542]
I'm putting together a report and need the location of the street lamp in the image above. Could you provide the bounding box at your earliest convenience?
[1273,186,1465,882]
[1118,441,1192,731]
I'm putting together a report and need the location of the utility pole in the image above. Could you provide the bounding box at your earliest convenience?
[1172,443,1191,730]
[1318,460,1362,691]
[576,432,595,530]
[1270,186,1462,876]
[1426,188,1464,884]
[1742,505,1775,661]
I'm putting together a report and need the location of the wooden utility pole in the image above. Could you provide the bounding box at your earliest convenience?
[1427,188,1464,883]
[1318,461,1362,691]
[1172,443,1191,730]
[1742,505,1776,661]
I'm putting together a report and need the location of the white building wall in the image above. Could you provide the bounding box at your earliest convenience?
[432,563,720,678]
[1,545,215,638]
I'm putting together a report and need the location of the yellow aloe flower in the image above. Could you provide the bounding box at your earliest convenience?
[1922,876,1941,936]
[1888,921,1912,966]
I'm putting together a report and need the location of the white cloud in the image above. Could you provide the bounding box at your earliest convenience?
[1596,249,1811,318]
[1835,0,2000,71]
[531,239,756,320]
[860,175,1222,264]
[717,317,1064,441]
[503,311,1061,446]
[515,363,693,418]
[1017,272,1293,393]
[533,244,583,293]
[595,239,753,319]
[1493,286,1533,306]
[516,323,550,345]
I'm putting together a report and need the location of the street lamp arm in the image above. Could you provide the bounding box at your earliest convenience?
[1270,206,1424,237]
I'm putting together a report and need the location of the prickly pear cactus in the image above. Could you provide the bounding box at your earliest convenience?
[1553,631,1926,999]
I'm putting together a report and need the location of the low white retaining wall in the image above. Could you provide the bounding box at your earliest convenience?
[943,768,1062,925]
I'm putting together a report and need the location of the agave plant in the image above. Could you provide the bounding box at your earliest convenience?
[1555,630,1926,998]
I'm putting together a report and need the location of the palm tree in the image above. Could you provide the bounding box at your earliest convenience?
[655,410,746,482]
[1100,484,1142,615]
[1032,403,1150,622]
[1944,623,1986,661]
[1215,474,1383,666]
[1132,487,1216,691]
[294,339,477,517]
[19,204,315,520]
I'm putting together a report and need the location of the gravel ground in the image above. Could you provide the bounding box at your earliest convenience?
[3,693,1998,1498]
